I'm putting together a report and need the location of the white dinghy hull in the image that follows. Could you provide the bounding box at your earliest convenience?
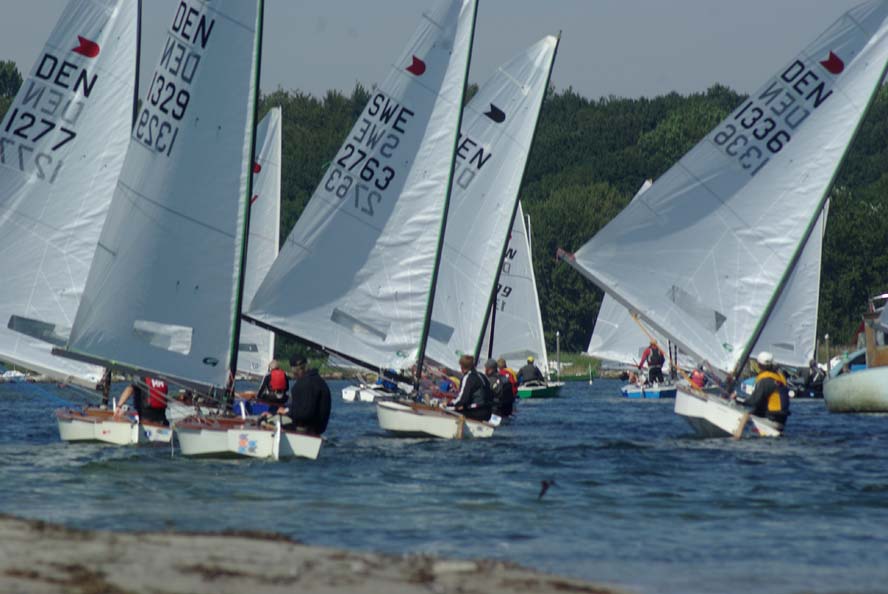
[674,389,782,438]
[341,384,392,403]
[621,383,677,399]
[824,367,888,412]
[376,401,494,439]
[54,408,174,445]
[175,418,321,460]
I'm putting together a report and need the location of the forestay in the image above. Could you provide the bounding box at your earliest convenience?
[238,107,281,377]
[567,2,888,374]
[247,0,477,372]
[481,203,549,372]
[0,0,138,385]
[64,0,264,388]
[425,36,558,371]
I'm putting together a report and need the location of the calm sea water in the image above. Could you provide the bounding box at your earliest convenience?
[1,378,887,594]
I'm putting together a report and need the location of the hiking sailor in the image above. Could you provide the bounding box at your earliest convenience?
[736,351,791,431]
[255,359,289,405]
[449,354,493,421]
[113,376,169,426]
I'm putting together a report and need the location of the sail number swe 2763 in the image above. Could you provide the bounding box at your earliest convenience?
[324,142,395,216]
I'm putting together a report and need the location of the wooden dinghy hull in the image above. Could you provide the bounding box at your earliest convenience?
[375,400,494,439]
[674,388,782,438]
[175,417,322,460]
[824,366,888,412]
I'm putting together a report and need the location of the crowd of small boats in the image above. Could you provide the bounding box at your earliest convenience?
[2,0,888,458]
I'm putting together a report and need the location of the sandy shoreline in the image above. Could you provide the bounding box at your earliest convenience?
[0,515,621,594]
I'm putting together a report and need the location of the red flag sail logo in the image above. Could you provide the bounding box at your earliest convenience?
[253,161,262,174]
[820,51,844,75]
[406,55,426,76]
[72,35,100,58]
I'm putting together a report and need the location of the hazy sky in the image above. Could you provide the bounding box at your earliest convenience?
[0,1,868,99]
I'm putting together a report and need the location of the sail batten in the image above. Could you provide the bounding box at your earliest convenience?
[248,0,478,373]
[569,1,888,374]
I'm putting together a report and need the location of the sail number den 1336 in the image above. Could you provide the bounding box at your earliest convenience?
[134,2,215,157]
[709,58,837,177]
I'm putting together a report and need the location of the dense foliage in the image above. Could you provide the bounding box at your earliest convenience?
[3,57,886,356]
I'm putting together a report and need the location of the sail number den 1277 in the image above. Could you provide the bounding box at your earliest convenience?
[134,1,216,158]
[709,57,838,177]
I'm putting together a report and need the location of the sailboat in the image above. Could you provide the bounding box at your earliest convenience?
[50,1,278,451]
[0,0,140,443]
[561,1,888,438]
[245,0,487,439]
[480,203,562,399]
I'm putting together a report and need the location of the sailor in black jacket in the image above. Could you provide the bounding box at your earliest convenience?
[267,355,331,435]
[450,354,492,421]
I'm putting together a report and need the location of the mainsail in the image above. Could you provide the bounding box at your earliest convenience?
[247,0,477,373]
[238,107,281,377]
[424,35,559,371]
[62,0,264,389]
[481,203,549,372]
[0,0,138,386]
[565,1,888,375]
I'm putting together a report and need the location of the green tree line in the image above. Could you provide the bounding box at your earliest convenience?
[3,58,886,358]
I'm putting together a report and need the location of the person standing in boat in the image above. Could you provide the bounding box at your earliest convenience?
[485,358,514,418]
[638,340,666,384]
[269,355,331,436]
[113,376,169,426]
[450,355,493,421]
[517,356,545,385]
[736,351,791,430]
[255,360,289,405]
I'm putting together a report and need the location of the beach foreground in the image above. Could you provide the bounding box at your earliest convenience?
[0,515,619,594]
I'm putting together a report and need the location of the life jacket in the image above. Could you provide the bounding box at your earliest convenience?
[269,368,287,391]
[756,370,789,414]
[647,348,665,367]
[690,369,705,388]
[145,377,168,409]
[499,368,518,396]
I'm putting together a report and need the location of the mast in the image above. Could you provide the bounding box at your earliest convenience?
[414,0,479,386]
[228,0,265,387]
[132,0,142,130]
[472,32,561,363]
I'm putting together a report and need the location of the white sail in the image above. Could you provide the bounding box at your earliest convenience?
[567,1,888,374]
[424,36,559,371]
[753,201,829,367]
[481,203,549,372]
[64,0,264,388]
[247,0,477,372]
[0,0,138,385]
[238,107,281,377]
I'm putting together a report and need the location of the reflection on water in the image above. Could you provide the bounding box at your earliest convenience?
[2,379,887,594]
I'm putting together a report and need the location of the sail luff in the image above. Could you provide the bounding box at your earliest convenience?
[414,0,479,382]
[133,0,142,131]
[473,34,561,363]
[228,0,265,383]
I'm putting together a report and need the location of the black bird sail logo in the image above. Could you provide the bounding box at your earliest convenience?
[484,103,506,123]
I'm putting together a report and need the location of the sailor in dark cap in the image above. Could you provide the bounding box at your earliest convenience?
[484,357,513,418]
[265,354,331,435]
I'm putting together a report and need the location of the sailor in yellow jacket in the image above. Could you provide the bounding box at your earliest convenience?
[738,351,791,430]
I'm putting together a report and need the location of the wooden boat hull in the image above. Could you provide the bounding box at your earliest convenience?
[376,400,494,439]
[824,367,888,412]
[516,382,563,399]
[674,388,782,438]
[175,417,321,460]
[55,408,172,445]
[620,383,677,399]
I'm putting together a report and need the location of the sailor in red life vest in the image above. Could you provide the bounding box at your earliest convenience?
[638,340,666,384]
[256,360,289,405]
[113,376,169,425]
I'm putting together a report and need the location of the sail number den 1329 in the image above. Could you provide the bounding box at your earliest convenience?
[134,2,215,158]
